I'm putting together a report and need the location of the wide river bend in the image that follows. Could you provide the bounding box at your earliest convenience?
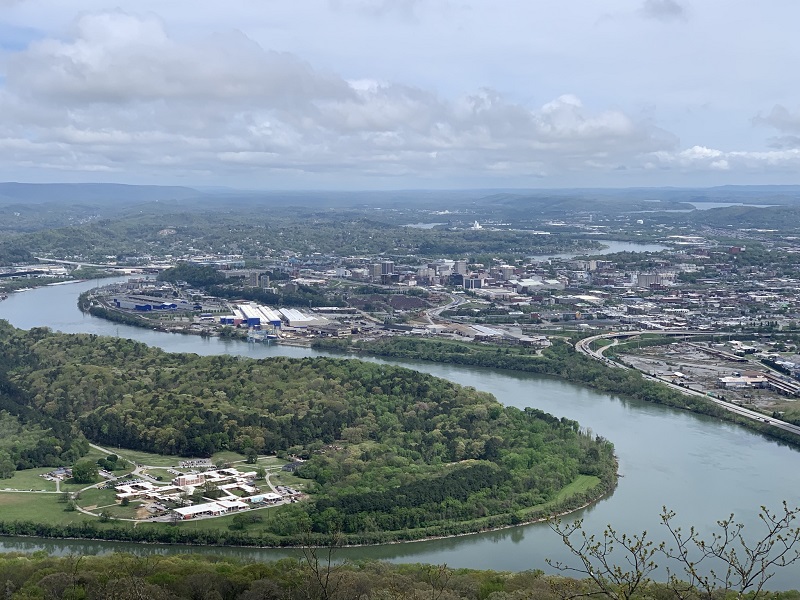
[0,279,798,587]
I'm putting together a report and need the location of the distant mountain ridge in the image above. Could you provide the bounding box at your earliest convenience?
[0,182,204,205]
[3,182,800,210]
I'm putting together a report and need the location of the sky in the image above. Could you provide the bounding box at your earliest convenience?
[1,0,799,190]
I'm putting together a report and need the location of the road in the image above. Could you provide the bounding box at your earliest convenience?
[575,331,800,437]
[425,292,465,324]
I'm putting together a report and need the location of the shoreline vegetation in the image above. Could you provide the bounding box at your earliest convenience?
[0,322,616,547]
[310,336,800,448]
[0,476,614,548]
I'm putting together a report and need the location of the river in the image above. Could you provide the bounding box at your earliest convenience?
[1,279,799,586]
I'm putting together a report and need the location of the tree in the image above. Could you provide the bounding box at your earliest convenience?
[301,530,346,600]
[72,460,99,484]
[660,502,800,600]
[547,519,658,600]
[0,452,14,479]
[548,504,800,600]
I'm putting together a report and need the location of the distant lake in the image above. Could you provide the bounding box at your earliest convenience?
[688,202,777,210]
[529,239,668,260]
[403,222,445,229]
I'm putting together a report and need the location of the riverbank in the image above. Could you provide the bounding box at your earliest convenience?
[0,471,615,548]
[80,299,249,341]
[312,336,800,449]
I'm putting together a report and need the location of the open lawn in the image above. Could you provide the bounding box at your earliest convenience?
[519,474,601,517]
[268,471,307,489]
[3,454,132,493]
[112,448,194,468]
[255,456,287,468]
[75,487,118,508]
[1,468,59,492]
[175,502,286,533]
[0,492,88,525]
[211,451,248,465]
[109,447,249,468]
[99,503,142,520]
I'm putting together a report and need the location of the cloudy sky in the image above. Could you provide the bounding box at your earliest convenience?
[1,1,799,189]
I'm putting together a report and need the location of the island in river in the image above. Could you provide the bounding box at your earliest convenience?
[0,321,616,546]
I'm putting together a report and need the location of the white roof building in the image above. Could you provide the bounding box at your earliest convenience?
[173,499,248,519]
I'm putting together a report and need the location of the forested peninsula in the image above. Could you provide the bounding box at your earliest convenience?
[0,321,616,545]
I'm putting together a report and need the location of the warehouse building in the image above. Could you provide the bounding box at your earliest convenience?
[237,304,262,327]
[256,306,283,328]
[113,296,179,311]
[278,308,329,328]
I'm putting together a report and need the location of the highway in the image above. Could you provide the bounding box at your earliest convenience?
[425,292,465,324]
[575,330,800,437]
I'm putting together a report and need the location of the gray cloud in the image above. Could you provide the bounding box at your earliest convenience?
[753,105,800,151]
[6,12,353,107]
[640,0,687,21]
[754,104,800,134]
[766,136,800,150]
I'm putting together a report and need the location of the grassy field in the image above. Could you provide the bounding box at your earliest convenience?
[268,471,306,489]
[98,503,143,520]
[110,448,252,468]
[111,448,196,468]
[1,468,59,492]
[1,457,130,493]
[0,493,87,524]
[174,502,288,532]
[256,456,287,468]
[75,487,117,508]
[590,338,613,350]
[519,474,601,517]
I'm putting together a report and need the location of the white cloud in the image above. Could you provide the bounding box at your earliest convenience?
[0,10,679,184]
[7,4,800,186]
[651,145,800,174]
